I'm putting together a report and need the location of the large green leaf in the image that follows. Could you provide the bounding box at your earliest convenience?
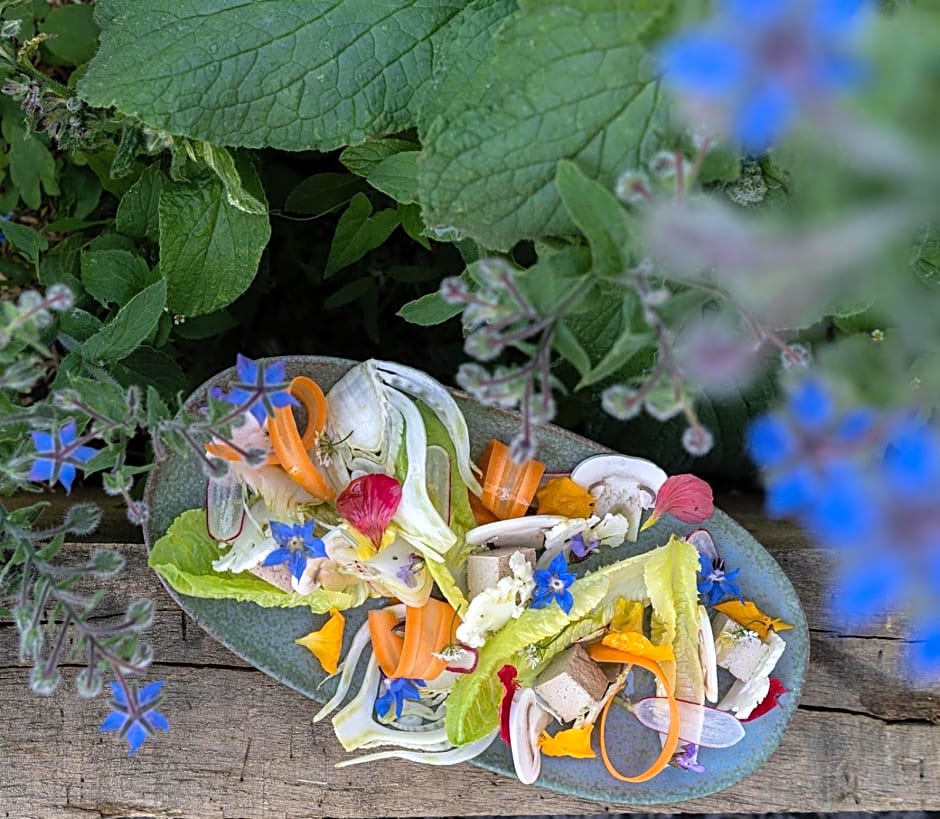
[80,249,155,307]
[79,0,464,151]
[420,0,673,250]
[324,193,399,278]
[2,120,60,210]
[116,164,164,241]
[81,278,167,363]
[158,166,270,316]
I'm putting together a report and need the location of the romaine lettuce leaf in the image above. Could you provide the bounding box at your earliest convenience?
[149,509,366,613]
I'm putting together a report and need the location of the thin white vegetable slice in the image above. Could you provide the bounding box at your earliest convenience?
[326,361,387,456]
[509,688,548,785]
[570,454,667,496]
[633,697,746,748]
[335,730,497,768]
[425,444,451,525]
[699,605,719,703]
[205,471,245,542]
[375,359,483,496]
[313,604,405,723]
[686,528,720,564]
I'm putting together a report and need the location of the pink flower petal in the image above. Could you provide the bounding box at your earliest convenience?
[336,473,402,547]
[654,474,714,524]
[741,677,788,722]
[497,664,518,746]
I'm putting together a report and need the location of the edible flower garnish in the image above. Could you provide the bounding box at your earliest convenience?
[375,676,425,720]
[697,553,744,607]
[99,680,169,756]
[714,599,793,641]
[536,476,595,518]
[602,630,676,664]
[610,598,645,634]
[569,532,600,560]
[296,609,345,675]
[539,723,597,759]
[497,664,518,745]
[530,553,576,614]
[336,473,402,550]
[395,552,423,588]
[263,520,327,580]
[673,742,705,774]
[28,421,99,493]
[220,354,297,423]
[641,474,714,531]
[741,677,788,722]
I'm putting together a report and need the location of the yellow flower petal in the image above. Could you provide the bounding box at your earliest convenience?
[713,599,792,641]
[296,608,345,675]
[602,629,675,663]
[610,598,645,634]
[539,723,597,759]
[535,477,595,518]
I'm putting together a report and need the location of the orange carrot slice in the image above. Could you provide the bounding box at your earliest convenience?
[422,603,463,681]
[468,490,499,525]
[393,598,459,681]
[477,439,545,519]
[268,376,335,500]
[588,646,680,783]
[368,608,404,678]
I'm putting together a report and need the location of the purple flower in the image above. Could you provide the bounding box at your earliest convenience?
[375,676,425,720]
[215,354,296,424]
[697,553,744,607]
[395,553,423,588]
[99,679,169,755]
[673,742,706,774]
[569,532,599,560]
[531,553,576,614]
[661,0,870,152]
[28,420,99,493]
[263,520,326,580]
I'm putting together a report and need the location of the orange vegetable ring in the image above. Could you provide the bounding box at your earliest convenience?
[588,646,681,783]
[268,376,336,500]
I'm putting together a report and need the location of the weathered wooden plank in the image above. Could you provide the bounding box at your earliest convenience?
[1,666,938,818]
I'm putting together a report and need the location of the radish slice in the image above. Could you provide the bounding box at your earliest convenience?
[633,698,745,748]
[205,472,244,542]
[698,605,718,703]
[686,528,719,564]
[445,646,479,674]
[508,688,548,784]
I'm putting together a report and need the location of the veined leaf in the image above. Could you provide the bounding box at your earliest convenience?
[397,292,462,327]
[82,278,167,363]
[324,193,399,279]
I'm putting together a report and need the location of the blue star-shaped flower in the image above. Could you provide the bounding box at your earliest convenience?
[215,354,296,424]
[375,676,425,720]
[263,520,327,580]
[530,553,576,614]
[99,679,170,755]
[28,420,99,493]
[697,553,744,607]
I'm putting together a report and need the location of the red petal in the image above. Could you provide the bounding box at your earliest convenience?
[653,474,714,524]
[336,474,402,546]
[497,664,518,746]
[741,677,788,722]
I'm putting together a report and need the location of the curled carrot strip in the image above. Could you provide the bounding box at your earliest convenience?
[588,646,680,784]
[268,376,336,500]
[393,598,460,681]
[368,608,404,678]
[477,439,545,520]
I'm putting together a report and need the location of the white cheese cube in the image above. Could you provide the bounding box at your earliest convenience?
[467,546,536,601]
[534,644,609,724]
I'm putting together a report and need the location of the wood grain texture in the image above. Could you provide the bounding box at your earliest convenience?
[2,489,939,818]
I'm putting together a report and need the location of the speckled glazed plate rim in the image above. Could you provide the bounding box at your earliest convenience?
[143,355,809,807]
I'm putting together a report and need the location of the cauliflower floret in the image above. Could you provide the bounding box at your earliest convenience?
[456,552,535,648]
[589,476,656,541]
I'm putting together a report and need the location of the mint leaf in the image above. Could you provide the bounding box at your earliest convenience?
[3,120,59,210]
[80,0,464,151]
[421,0,672,250]
[366,151,420,204]
[397,291,462,326]
[159,166,270,316]
[116,164,164,241]
[324,193,399,279]
[80,249,154,307]
[556,159,633,276]
[398,202,431,249]
[197,143,268,216]
[341,138,419,177]
[1,221,48,266]
[82,278,167,363]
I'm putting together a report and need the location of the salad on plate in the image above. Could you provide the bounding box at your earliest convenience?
[149,356,794,785]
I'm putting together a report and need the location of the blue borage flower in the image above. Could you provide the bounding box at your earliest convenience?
[697,553,744,607]
[99,679,169,755]
[530,553,576,614]
[673,742,705,774]
[375,676,425,720]
[263,520,327,580]
[28,420,99,493]
[569,532,599,560]
[213,354,296,424]
[660,0,870,152]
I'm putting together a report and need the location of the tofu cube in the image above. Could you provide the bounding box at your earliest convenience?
[466,546,536,600]
[249,561,293,593]
[714,614,786,682]
[534,644,609,724]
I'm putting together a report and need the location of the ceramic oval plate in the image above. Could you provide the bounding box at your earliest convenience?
[143,355,808,806]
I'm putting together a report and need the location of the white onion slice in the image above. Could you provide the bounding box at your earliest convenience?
[633,697,745,748]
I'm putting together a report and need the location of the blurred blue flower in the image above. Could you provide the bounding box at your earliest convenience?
[698,554,744,607]
[28,420,99,493]
[531,553,576,614]
[375,676,425,720]
[216,354,296,423]
[99,679,169,755]
[910,616,940,681]
[569,532,599,560]
[884,418,940,503]
[832,551,907,627]
[661,0,870,152]
[263,520,326,580]
[673,742,705,774]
